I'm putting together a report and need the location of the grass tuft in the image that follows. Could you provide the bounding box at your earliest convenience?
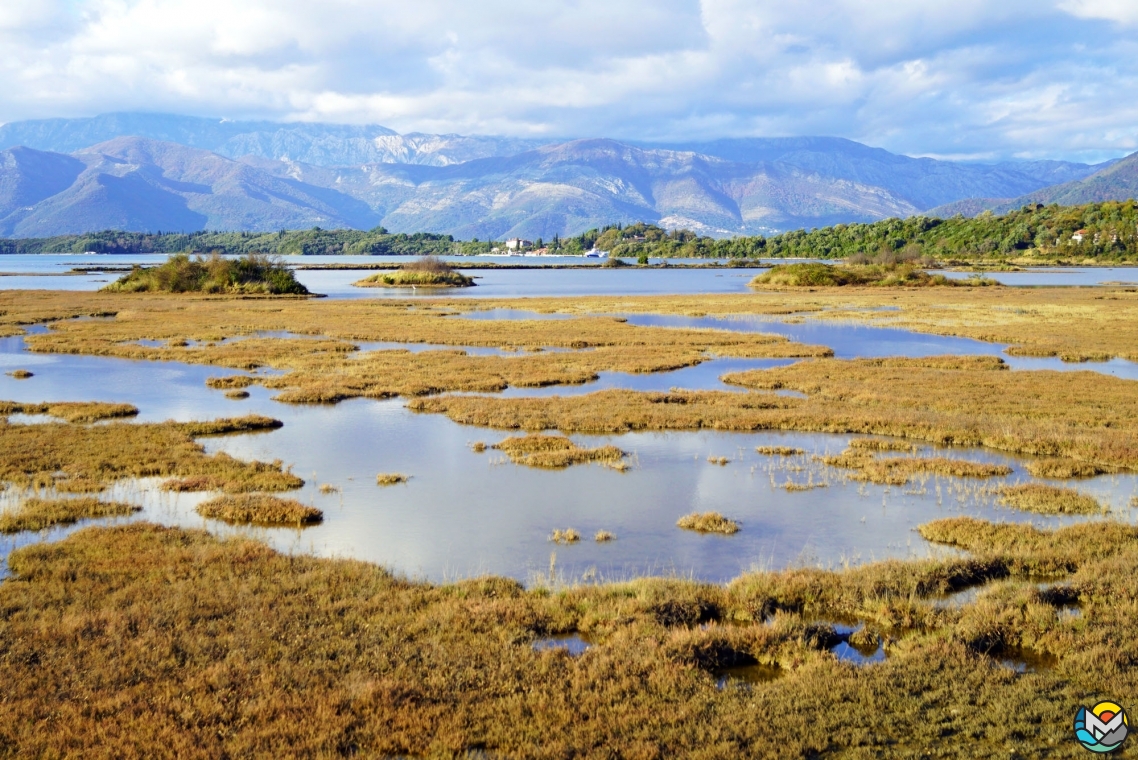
[6,369,33,379]
[493,434,625,469]
[677,512,740,534]
[849,437,917,452]
[1024,458,1107,479]
[756,446,804,456]
[224,389,250,399]
[997,484,1104,514]
[550,528,580,544]
[195,494,322,526]
[707,456,729,466]
[594,530,615,542]
[0,498,139,533]
[376,473,408,485]
[355,257,474,288]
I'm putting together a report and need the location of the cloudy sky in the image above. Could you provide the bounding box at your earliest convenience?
[1,0,1135,161]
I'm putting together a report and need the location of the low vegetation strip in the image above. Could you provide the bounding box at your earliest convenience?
[354,256,475,288]
[821,450,1012,485]
[0,410,300,493]
[0,498,140,532]
[1,518,1136,755]
[0,400,138,423]
[195,495,323,526]
[751,262,993,288]
[676,512,740,534]
[997,484,1104,514]
[493,434,625,469]
[411,354,1138,471]
[103,253,309,295]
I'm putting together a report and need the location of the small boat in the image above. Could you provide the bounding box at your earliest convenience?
[585,249,608,258]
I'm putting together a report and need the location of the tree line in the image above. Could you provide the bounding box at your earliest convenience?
[2,201,1136,261]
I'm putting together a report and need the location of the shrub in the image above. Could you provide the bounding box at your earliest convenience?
[104,253,309,295]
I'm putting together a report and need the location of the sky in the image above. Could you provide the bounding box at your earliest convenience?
[0,0,1136,161]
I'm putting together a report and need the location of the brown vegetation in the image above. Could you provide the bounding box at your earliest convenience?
[997,484,1104,515]
[195,494,323,526]
[355,257,475,288]
[849,437,917,452]
[550,528,581,544]
[677,512,740,534]
[492,434,625,469]
[414,355,1138,472]
[224,389,250,399]
[0,498,139,532]
[0,400,138,423]
[0,409,300,493]
[594,530,615,542]
[821,450,1012,486]
[0,518,1136,755]
[376,473,408,485]
[1025,458,1108,479]
[5,369,32,379]
[756,446,803,456]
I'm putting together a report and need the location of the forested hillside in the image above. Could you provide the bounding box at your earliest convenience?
[3,201,1136,262]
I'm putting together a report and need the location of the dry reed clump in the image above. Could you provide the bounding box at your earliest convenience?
[756,446,804,456]
[707,456,729,466]
[225,389,250,399]
[550,528,581,544]
[492,434,626,469]
[206,375,256,389]
[318,484,340,494]
[0,400,138,423]
[594,530,615,542]
[1025,458,1108,479]
[849,437,917,452]
[376,473,408,485]
[470,441,487,452]
[0,411,301,494]
[0,498,140,532]
[783,482,827,492]
[4,517,1138,755]
[355,258,474,288]
[821,450,1013,486]
[996,484,1104,514]
[6,369,33,379]
[677,512,740,534]
[195,494,323,526]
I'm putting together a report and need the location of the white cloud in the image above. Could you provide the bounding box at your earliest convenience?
[0,0,1134,160]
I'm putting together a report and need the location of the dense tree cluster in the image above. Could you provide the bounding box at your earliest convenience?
[2,201,1136,261]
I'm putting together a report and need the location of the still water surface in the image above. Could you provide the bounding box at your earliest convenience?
[2,317,1135,584]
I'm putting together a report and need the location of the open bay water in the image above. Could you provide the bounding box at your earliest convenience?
[2,316,1136,584]
[3,253,1138,296]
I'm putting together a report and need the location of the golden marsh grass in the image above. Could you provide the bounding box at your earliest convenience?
[594,530,615,542]
[493,434,625,469]
[1,518,1137,754]
[195,494,323,526]
[677,512,740,534]
[0,410,300,493]
[997,484,1104,515]
[550,528,581,544]
[415,355,1138,473]
[5,369,32,379]
[376,473,408,485]
[756,445,804,456]
[0,498,139,533]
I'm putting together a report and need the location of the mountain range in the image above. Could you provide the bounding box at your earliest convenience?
[0,112,1133,239]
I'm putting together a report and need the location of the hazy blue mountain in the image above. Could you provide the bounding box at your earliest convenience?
[0,137,379,236]
[263,138,922,239]
[926,151,1138,217]
[655,137,1104,210]
[0,112,551,168]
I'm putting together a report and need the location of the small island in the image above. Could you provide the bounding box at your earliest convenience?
[353,256,475,288]
[103,253,310,295]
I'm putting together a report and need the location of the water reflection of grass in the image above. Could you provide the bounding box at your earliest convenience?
[1,516,1134,755]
